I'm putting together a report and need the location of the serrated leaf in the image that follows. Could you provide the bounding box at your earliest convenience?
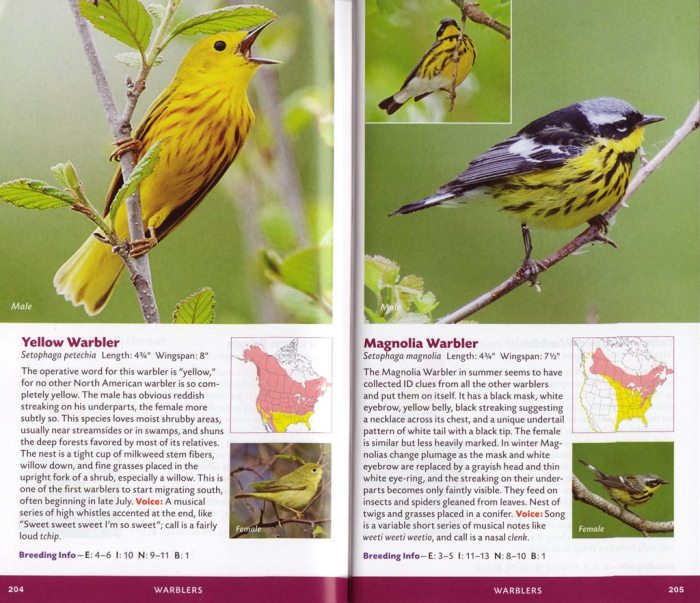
[109,138,165,221]
[278,245,332,297]
[0,179,74,209]
[115,51,163,68]
[80,0,153,53]
[172,287,216,324]
[168,5,277,39]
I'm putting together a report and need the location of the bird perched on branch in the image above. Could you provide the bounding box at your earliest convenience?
[379,18,476,115]
[55,23,279,315]
[235,463,323,518]
[578,459,669,516]
[391,97,664,282]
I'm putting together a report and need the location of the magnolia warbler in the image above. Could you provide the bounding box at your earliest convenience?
[391,97,664,281]
[579,459,670,515]
[379,18,476,115]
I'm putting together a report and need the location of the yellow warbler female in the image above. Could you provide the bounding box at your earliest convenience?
[234,463,323,516]
[54,23,278,315]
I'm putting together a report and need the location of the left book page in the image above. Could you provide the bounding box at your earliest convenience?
[0,2,352,602]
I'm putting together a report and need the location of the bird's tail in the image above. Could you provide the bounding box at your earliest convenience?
[389,191,455,216]
[54,232,124,316]
[578,459,606,479]
[378,95,403,115]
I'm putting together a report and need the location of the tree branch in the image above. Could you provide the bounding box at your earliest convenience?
[437,99,700,324]
[451,1,511,40]
[572,476,673,536]
[68,0,160,322]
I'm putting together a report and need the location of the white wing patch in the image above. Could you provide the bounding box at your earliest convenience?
[507,137,566,162]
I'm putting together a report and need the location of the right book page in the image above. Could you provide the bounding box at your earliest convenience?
[354,0,700,601]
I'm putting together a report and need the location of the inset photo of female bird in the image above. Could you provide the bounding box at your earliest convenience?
[365,0,511,123]
[230,443,331,539]
[572,442,673,538]
[0,0,334,324]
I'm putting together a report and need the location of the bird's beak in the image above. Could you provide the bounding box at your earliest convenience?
[639,114,665,126]
[660,479,671,485]
[240,20,281,65]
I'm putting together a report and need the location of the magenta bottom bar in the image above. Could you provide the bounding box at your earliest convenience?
[351,576,700,603]
[1,576,347,603]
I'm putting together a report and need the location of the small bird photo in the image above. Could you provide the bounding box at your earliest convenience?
[572,442,673,538]
[230,443,331,539]
[365,0,511,123]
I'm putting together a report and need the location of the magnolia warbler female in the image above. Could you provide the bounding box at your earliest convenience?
[391,97,664,281]
[579,459,669,515]
[54,23,278,316]
[379,18,476,115]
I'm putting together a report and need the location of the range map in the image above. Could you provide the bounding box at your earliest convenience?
[573,337,673,433]
[233,339,331,433]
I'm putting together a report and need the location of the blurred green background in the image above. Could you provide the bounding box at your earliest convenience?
[572,442,673,538]
[365,0,511,122]
[365,0,699,323]
[229,442,331,538]
[0,0,333,323]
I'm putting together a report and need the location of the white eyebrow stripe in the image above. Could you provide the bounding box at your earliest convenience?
[584,111,623,125]
[507,137,565,162]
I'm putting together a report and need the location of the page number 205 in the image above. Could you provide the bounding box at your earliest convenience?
[668,586,685,594]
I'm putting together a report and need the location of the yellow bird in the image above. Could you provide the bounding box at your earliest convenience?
[54,23,278,315]
[379,18,476,115]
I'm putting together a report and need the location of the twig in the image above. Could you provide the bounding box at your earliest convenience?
[572,476,673,536]
[68,0,160,322]
[437,100,700,324]
[450,1,511,40]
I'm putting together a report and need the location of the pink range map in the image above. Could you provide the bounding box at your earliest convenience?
[242,344,328,432]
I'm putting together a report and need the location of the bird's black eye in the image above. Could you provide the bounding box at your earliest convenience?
[311,468,317,473]
[214,40,226,52]
[615,123,628,133]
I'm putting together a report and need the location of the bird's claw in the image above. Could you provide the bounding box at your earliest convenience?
[125,226,158,258]
[517,258,544,290]
[110,137,143,162]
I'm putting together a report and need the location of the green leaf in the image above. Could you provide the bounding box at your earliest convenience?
[50,163,71,189]
[115,51,163,68]
[168,5,277,39]
[109,138,165,221]
[278,245,332,297]
[172,287,216,324]
[270,282,330,324]
[0,179,74,209]
[259,205,298,253]
[80,0,153,53]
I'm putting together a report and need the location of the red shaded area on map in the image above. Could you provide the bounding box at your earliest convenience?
[242,345,327,431]
[589,347,672,398]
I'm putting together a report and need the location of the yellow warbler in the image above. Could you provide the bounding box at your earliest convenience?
[235,463,323,516]
[54,23,278,315]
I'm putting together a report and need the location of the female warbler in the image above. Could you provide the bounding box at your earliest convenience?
[54,23,278,315]
[379,18,476,115]
[235,463,323,517]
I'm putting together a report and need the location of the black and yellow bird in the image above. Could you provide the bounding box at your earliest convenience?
[579,459,670,515]
[391,97,664,278]
[379,18,476,115]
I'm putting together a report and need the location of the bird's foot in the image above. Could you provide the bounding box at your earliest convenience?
[587,215,617,247]
[516,257,545,290]
[120,227,158,258]
[110,137,143,162]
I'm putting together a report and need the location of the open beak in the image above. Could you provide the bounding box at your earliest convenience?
[639,114,665,126]
[240,20,281,65]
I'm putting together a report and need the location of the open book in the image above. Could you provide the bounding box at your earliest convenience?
[1,1,698,601]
